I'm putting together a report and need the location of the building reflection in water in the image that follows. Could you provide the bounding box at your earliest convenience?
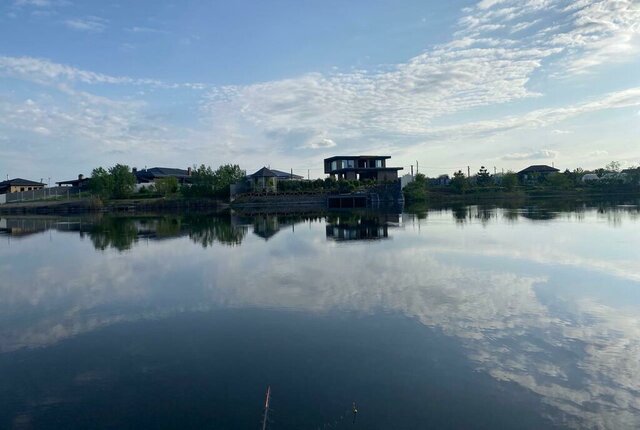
[325,212,401,241]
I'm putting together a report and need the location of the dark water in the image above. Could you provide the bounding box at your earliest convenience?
[1,200,639,429]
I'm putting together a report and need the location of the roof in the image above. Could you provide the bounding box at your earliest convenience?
[135,167,190,181]
[0,178,46,187]
[56,177,90,186]
[517,165,560,174]
[249,167,278,178]
[269,169,304,180]
[324,155,391,162]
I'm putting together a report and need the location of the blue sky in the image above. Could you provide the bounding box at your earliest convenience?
[0,0,639,181]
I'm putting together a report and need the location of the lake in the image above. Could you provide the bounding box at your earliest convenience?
[1,200,639,429]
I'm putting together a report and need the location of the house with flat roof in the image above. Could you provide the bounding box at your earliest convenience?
[324,155,403,181]
[0,178,46,194]
[56,174,90,189]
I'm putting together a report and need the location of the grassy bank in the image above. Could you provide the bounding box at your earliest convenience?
[0,196,227,215]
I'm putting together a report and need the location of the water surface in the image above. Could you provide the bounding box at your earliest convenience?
[1,200,639,429]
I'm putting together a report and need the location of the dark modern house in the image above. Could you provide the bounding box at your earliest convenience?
[134,167,193,185]
[56,174,90,189]
[0,178,46,194]
[517,165,559,182]
[324,156,403,181]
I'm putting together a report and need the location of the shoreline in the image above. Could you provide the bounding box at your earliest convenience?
[0,197,228,215]
[2,190,638,215]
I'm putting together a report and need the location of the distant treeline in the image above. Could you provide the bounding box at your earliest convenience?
[88,164,245,201]
[404,162,640,203]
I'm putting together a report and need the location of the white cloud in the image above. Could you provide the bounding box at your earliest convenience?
[2,0,640,174]
[0,56,206,89]
[588,150,609,157]
[305,138,337,149]
[64,16,108,33]
[13,0,67,6]
[125,26,167,34]
[551,129,572,134]
[502,149,558,160]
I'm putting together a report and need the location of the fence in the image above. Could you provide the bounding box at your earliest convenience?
[1,186,81,205]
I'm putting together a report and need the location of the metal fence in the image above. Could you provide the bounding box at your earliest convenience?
[1,186,81,204]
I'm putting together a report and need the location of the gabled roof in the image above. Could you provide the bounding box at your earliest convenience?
[135,167,191,183]
[269,169,304,179]
[249,167,277,178]
[0,178,45,186]
[138,167,190,177]
[517,165,559,174]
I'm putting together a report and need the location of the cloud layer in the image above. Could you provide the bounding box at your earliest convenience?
[0,0,639,178]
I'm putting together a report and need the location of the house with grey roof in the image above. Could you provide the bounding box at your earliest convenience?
[248,167,278,193]
[517,165,559,183]
[134,167,193,185]
[0,178,46,195]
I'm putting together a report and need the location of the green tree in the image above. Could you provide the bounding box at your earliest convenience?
[155,176,179,196]
[501,171,518,191]
[183,164,216,197]
[109,164,136,198]
[546,171,570,189]
[605,161,621,172]
[476,166,491,187]
[451,170,468,193]
[89,167,113,198]
[213,164,246,198]
[403,173,428,202]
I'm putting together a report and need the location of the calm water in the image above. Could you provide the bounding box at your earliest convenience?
[1,200,640,429]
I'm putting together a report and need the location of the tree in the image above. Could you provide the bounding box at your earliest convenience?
[183,165,216,197]
[451,170,468,193]
[155,176,179,196]
[546,171,570,189]
[89,167,113,198]
[605,161,621,172]
[213,164,246,198]
[476,166,491,187]
[403,173,428,202]
[414,173,427,186]
[109,164,136,198]
[501,171,518,191]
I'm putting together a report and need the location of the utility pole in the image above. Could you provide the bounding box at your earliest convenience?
[416,160,419,175]
[494,166,497,175]
[467,166,471,178]
[290,168,293,179]
[307,169,310,180]
[411,165,414,176]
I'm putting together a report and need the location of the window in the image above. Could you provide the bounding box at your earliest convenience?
[331,161,337,171]
[20,187,25,192]
[345,159,354,168]
[375,159,383,168]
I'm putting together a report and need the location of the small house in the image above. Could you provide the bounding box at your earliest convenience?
[517,165,559,183]
[249,167,278,193]
[134,167,192,185]
[0,178,46,194]
[56,174,90,190]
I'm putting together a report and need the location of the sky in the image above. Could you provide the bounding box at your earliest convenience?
[0,0,639,182]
